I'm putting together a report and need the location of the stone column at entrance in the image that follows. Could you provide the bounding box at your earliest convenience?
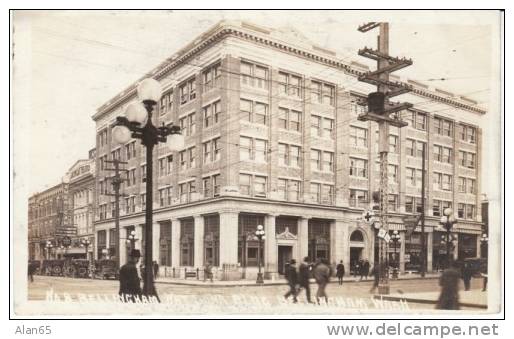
[171,219,180,268]
[153,223,160,262]
[298,217,310,261]
[219,211,238,266]
[194,216,205,268]
[264,214,278,279]
[426,231,433,272]
[330,220,345,266]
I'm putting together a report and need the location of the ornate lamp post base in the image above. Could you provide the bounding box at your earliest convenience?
[256,272,264,284]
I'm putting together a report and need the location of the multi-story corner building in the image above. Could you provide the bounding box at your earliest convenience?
[65,148,96,260]
[91,21,485,279]
[27,181,69,260]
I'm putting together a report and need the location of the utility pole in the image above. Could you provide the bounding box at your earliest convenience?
[420,143,426,278]
[357,22,413,294]
[104,159,128,269]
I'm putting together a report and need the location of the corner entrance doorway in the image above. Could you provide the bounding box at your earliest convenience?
[350,247,363,275]
[278,245,293,275]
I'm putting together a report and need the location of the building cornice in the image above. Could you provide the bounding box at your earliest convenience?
[92,21,486,122]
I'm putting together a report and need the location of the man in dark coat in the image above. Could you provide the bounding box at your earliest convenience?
[313,259,331,304]
[336,260,345,285]
[119,249,143,302]
[298,257,313,303]
[152,260,159,280]
[284,259,298,303]
[369,264,380,293]
[461,262,473,291]
[363,259,370,279]
[436,262,461,310]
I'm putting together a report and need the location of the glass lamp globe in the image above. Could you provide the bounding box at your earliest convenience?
[440,216,447,224]
[137,78,162,103]
[112,125,131,144]
[257,225,264,231]
[167,133,185,152]
[124,102,148,125]
[443,208,453,216]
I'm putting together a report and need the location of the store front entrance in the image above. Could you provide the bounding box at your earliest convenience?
[278,245,293,275]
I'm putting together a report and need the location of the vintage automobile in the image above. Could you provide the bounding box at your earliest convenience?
[41,259,66,276]
[71,259,91,278]
[93,259,119,280]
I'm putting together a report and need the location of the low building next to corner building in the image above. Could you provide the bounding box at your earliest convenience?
[91,21,485,279]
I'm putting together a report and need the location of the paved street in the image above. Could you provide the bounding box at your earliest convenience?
[26,275,487,315]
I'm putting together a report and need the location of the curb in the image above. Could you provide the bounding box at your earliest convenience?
[155,275,439,288]
[372,294,487,309]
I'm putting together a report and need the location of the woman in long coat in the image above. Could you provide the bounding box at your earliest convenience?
[436,263,461,310]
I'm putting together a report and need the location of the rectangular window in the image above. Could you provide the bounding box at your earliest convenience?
[290,145,301,167]
[203,62,221,91]
[278,178,287,200]
[415,112,427,130]
[388,164,398,182]
[240,99,268,125]
[323,151,334,172]
[311,81,322,103]
[240,136,252,161]
[350,158,368,178]
[389,135,398,153]
[254,102,268,125]
[458,203,465,218]
[321,185,334,205]
[203,177,211,198]
[240,61,268,89]
[311,149,321,171]
[461,125,477,144]
[278,71,302,97]
[442,174,452,191]
[407,168,416,186]
[434,145,442,162]
[188,147,196,169]
[350,126,368,147]
[289,180,301,202]
[278,107,301,131]
[141,164,147,182]
[180,78,196,104]
[416,141,426,158]
[140,193,146,210]
[468,178,476,194]
[406,139,415,156]
[240,99,252,122]
[254,139,267,163]
[203,141,211,164]
[349,189,368,208]
[458,177,467,192]
[213,174,220,196]
[290,110,301,132]
[278,143,287,166]
[239,174,251,195]
[179,150,187,171]
[253,176,267,197]
[160,90,173,115]
[322,118,334,138]
[442,147,452,163]
[466,205,476,220]
[388,194,398,212]
[311,115,321,136]
[406,196,415,213]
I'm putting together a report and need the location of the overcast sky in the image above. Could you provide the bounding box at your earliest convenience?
[12,10,501,197]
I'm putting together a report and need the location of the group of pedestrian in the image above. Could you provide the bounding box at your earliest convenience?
[352,259,370,280]
[284,257,332,305]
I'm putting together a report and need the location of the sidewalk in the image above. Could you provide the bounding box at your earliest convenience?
[373,289,487,309]
[155,272,440,287]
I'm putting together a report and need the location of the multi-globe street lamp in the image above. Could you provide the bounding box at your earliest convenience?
[255,224,265,284]
[112,78,184,300]
[439,208,457,268]
[126,230,138,253]
[390,230,401,279]
[80,238,92,279]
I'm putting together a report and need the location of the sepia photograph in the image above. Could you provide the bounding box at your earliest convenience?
[10,9,504,318]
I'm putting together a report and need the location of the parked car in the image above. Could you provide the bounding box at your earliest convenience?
[93,259,119,280]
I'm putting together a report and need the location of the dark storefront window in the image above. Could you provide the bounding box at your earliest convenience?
[180,218,194,266]
[204,214,220,266]
[159,222,172,266]
[308,219,330,262]
[458,233,477,260]
[238,214,264,267]
[97,230,106,259]
[109,228,117,259]
[404,232,427,272]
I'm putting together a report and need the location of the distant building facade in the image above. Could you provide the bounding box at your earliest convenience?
[91,21,485,278]
[27,182,68,260]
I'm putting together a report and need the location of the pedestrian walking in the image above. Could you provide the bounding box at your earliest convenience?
[461,262,473,291]
[284,259,298,303]
[27,261,35,283]
[363,259,370,279]
[152,260,159,280]
[359,259,366,280]
[204,261,214,283]
[336,260,345,285]
[298,257,313,303]
[369,264,380,293]
[313,259,330,305]
[436,262,461,310]
[119,249,143,302]
[353,260,360,279]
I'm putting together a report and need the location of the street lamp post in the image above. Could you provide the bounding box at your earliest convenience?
[81,238,92,278]
[112,78,184,300]
[255,225,265,284]
[390,230,401,279]
[45,240,53,260]
[480,233,488,259]
[439,208,457,268]
[126,230,138,256]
